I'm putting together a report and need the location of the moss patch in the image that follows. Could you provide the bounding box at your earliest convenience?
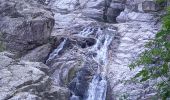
[64,60,83,86]
[0,41,5,52]
[0,32,6,52]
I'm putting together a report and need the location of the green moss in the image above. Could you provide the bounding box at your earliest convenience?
[63,60,83,86]
[0,32,5,52]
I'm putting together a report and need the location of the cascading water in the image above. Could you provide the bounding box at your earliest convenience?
[46,25,116,100]
[85,28,113,100]
[46,38,67,63]
[74,26,115,100]
[86,75,107,100]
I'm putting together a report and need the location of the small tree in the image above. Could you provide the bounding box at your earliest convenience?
[129,1,170,99]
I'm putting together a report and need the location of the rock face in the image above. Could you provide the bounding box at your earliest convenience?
[0,0,163,100]
[47,0,161,99]
[108,22,159,100]
[116,0,160,22]
[0,0,54,55]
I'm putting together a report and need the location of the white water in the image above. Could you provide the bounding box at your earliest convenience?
[77,27,114,100]
[86,75,107,100]
[46,39,67,63]
[79,27,95,37]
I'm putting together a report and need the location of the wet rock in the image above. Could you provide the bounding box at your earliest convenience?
[71,37,96,48]
[106,7,123,23]
[44,85,70,100]
[21,43,52,62]
[70,95,81,100]
[69,67,92,98]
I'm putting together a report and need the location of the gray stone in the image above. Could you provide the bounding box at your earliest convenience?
[0,0,54,55]
[20,61,50,74]
[44,85,70,100]
[142,1,159,12]
[0,52,50,100]
[9,92,42,100]
[0,51,14,69]
[21,43,52,62]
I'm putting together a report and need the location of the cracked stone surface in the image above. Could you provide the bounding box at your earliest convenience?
[107,21,160,99]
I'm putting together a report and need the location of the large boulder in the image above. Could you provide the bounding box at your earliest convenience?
[0,57,50,100]
[0,0,54,55]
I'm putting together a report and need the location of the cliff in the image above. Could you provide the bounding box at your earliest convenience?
[0,0,165,100]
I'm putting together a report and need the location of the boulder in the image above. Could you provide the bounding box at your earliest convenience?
[142,1,159,12]
[0,0,54,55]
[0,52,50,100]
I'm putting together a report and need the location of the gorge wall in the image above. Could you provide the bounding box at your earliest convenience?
[0,0,162,100]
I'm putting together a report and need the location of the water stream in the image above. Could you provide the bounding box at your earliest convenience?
[46,25,115,100]
[46,38,67,63]
[77,26,114,100]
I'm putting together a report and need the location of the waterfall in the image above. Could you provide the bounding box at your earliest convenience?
[78,27,95,37]
[46,39,67,63]
[75,26,114,100]
[84,27,113,100]
[86,75,107,100]
[46,26,115,100]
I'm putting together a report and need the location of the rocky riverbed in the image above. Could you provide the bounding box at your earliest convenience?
[0,0,162,100]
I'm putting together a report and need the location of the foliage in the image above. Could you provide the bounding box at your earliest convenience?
[129,2,170,100]
[156,0,167,4]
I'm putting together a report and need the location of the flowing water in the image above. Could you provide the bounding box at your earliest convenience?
[46,26,115,100]
[46,38,67,63]
[77,26,115,100]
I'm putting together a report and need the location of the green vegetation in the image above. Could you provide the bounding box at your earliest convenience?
[0,40,5,52]
[156,0,166,4]
[129,1,170,99]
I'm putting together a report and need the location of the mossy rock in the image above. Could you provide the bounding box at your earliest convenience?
[0,41,6,52]
[62,60,83,86]
[0,32,6,52]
